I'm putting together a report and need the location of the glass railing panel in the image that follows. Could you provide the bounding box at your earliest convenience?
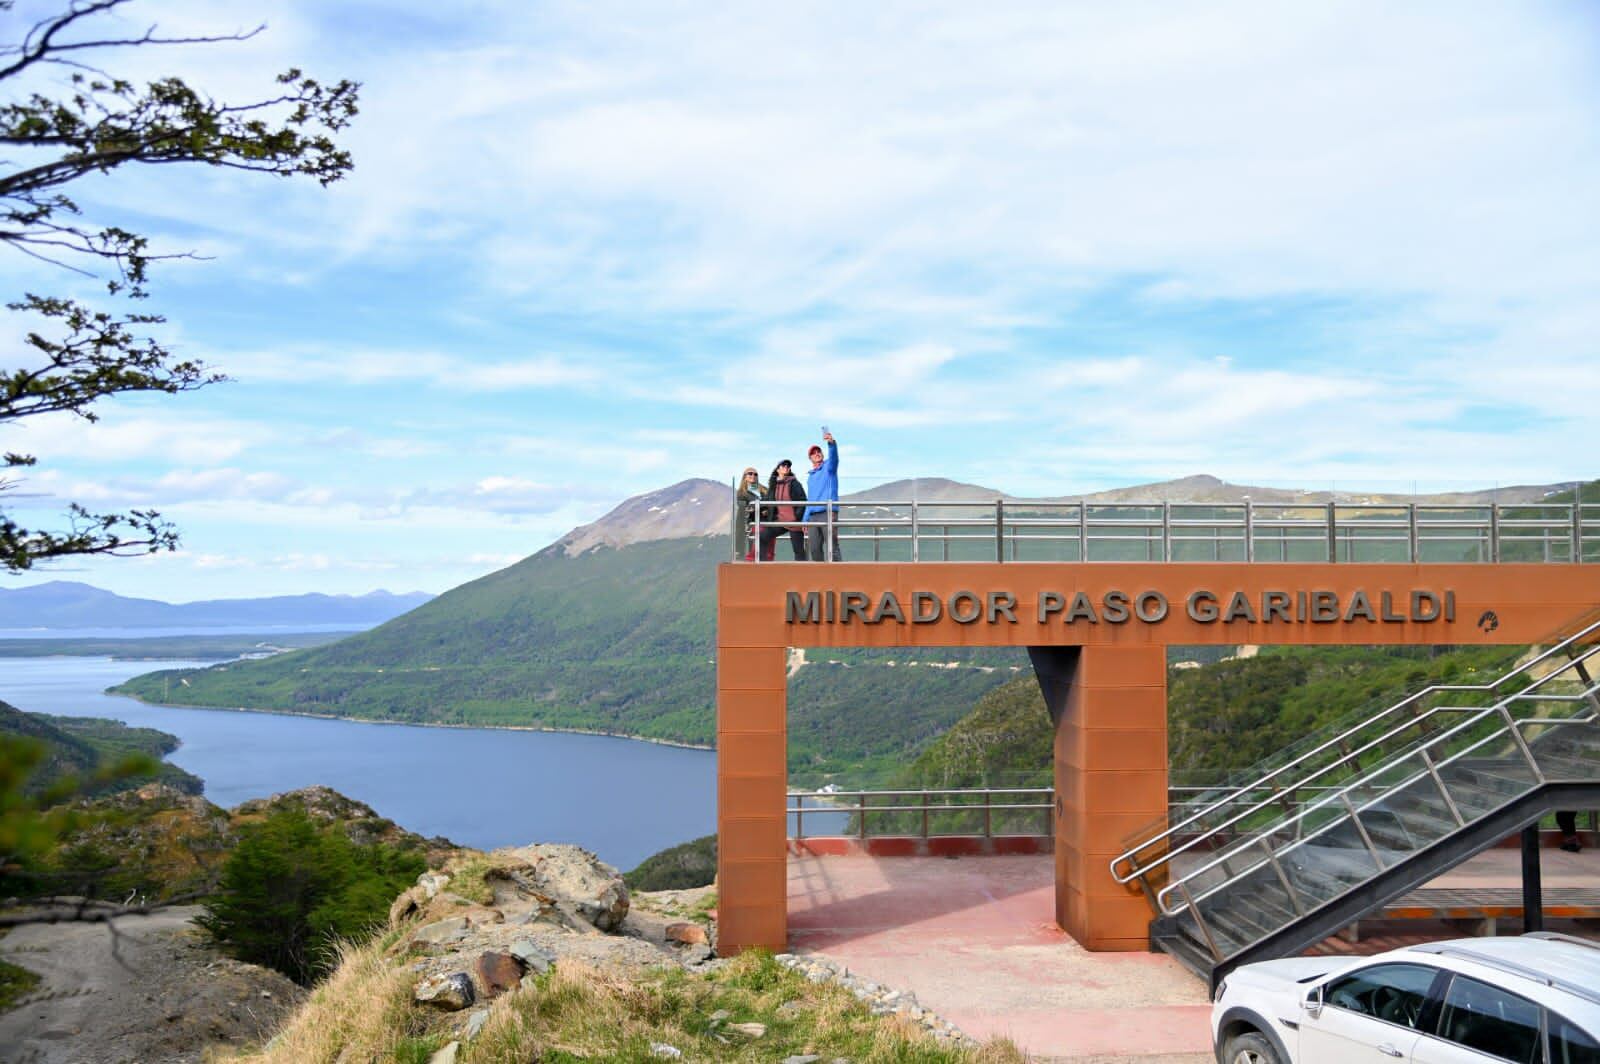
[1418,537,1487,563]
[1150,680,1512,851]
[1531,737,1596,781]
[1345,766,1454,865]
[1194,857,1298,948]
[1277,810,1382,905]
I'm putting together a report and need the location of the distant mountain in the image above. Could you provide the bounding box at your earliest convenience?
[116,535,1013,779]
[548,475,1574,560]
[857,473,1567,506]
[550,478,731,556]
[0,582,434,631]
[115,473,1590,778]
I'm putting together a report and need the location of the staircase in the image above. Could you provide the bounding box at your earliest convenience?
[1112,618,1600,993]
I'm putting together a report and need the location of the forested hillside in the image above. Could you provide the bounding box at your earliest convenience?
[0,701,202,797]
[894,643,1528,791]
[115,536,1022,778]
[114,475,1595,783]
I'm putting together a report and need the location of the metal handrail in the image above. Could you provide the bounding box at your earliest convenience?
[787,786,1052,840]
[1108,617,1600,885]
[1155,665,1600,923]
[735,493,1598,564]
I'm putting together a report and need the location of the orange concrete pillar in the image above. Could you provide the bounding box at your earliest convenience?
[715,644,789,955]
[1049,644,1168,951]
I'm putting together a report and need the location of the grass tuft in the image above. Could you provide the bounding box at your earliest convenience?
[462,950,1028,1063]
[225,939,1026,1063]
[219,938,428,1063]
[0,957,41,1013]
[444,854,495,906]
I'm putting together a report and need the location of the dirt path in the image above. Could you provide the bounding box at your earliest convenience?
[0,906,303,1064]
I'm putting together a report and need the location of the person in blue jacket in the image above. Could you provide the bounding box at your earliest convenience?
[802,432,841,561]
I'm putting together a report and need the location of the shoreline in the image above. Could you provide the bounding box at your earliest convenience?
[107,689,716,751]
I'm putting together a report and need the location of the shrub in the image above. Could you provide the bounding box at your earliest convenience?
[624,835,716,891]
[197,808,424,984]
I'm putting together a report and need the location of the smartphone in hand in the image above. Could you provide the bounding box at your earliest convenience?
[821,425,830,436]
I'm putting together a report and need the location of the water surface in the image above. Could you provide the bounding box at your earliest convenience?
[1,656,717,869]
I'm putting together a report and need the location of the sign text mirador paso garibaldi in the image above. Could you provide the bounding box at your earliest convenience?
[785,588,1459,626]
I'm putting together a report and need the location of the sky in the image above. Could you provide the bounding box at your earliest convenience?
[3,0,1599,600]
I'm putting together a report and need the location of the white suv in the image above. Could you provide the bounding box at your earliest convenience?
[1212,933,1600,1064]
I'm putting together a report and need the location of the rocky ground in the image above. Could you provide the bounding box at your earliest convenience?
[0,905,303,1064]
[0,836,989,1064]
[391,844,724,1055]
[390,845,979,1061]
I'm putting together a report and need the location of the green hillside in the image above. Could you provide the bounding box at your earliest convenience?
[894,643,1527,793]
[115,536,1022,778]
[113,471,1595,783]
[0,700,203,797]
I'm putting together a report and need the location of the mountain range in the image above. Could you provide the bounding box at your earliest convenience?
[0,582,434,631]
[112,473,1585,781]
[548,473,1574,556]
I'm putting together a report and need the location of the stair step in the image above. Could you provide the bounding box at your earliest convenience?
[1208,901,1278,941]
[1443,784,1513,820]
[1456,763,1535,790]
[1388,800,1460,839]
[1193,905,1261,956]
[1234,880,1300,924]
[1170,909,1244,962]
[1534,752,1599,781]
[1282,858,1364,906]
[1152,925,1217,980]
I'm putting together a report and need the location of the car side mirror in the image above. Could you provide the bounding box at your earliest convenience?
[1304,985,1324,1019]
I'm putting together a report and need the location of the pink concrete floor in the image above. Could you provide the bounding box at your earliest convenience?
[787,854,1212,1061]
[785,847,1600,1062]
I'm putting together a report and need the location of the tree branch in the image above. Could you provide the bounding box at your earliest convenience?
[0,0,264,83]
[0,889,212,928]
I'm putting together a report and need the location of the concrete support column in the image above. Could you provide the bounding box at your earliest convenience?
[715,642,789,955]
[1037,644,1168,951]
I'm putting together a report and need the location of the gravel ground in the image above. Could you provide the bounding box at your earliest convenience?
[0,905,304,1064]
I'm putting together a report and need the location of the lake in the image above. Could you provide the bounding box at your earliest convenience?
[0,655,719,870]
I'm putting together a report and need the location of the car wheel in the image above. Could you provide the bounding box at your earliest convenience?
[1224,1031,1282,1064]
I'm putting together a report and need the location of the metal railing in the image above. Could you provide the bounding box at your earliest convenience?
[787,787,1053,839]
[1149,657,1600,957]
[733,496,1600,564]
[1110,616,1600,888]
[785,785,1599,852]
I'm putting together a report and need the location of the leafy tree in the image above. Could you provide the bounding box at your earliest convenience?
[198,807,423,984]
[1,0,358,571]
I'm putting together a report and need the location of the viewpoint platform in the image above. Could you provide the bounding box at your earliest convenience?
[715,496,1600,985]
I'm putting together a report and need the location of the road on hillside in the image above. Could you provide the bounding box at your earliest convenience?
[0,906,303,1064]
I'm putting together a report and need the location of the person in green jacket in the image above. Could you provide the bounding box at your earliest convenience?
[735,466,768,560]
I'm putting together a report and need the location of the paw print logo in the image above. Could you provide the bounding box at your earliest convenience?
[1477,610,1500,634]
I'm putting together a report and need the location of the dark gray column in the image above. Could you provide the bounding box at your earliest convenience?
[1521,823,1544,933]
[1028,645,1082,727]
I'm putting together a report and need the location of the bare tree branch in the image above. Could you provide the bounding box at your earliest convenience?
[0,889,212,928]
[0,0,265,82]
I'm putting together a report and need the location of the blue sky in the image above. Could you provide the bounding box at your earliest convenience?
[4,0,1599,599]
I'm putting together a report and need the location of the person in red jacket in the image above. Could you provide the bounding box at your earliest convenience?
[759,460,807,562]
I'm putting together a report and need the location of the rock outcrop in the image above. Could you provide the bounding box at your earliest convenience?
[233,785,456,859]
[393,847,716,1032]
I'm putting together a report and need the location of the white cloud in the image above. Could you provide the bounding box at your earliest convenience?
[209,348,603,392]
[5,413,268,466]
[269,1,1598,324]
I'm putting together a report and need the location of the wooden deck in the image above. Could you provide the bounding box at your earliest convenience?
[1334,886,1600,939]
[1384,886,1600,922]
